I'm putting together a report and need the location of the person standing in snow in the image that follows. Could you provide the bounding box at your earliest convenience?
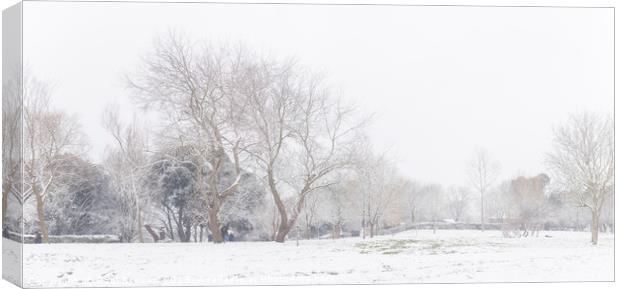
[227,228,235,242]
[221,225,229,242]
[34,231,42,244]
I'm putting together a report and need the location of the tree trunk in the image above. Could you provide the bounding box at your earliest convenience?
[333,223,341,239]
[176,209,186,242]
[144,225,160,242]
[166,214,175,241]
[591,209,600,245]
[208,208,224,243]
[2,182,9,225]
[369,222,375,238]
[275,205,304,243]
[317,223,320,239]
[268,168,293,243]
[132,173,144,243]
[361,219,366,239]
[480,190,485,232]
[136,205,144,243]
[275,219,292,243]
[34,192,49,243]
[184,222,192,242]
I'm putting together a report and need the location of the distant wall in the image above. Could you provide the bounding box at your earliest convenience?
[7,231,121,244]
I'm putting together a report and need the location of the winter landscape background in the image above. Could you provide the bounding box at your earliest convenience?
[2,1,615,287]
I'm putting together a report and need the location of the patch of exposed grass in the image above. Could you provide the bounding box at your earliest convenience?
[355,239,420,255]
[355,238,476,255]
[382,250,402,255]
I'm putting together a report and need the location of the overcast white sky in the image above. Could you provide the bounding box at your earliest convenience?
[23,1,613,186]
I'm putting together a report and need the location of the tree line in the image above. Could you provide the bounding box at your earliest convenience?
[2,33,614,245]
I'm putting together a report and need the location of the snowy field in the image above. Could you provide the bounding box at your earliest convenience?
[2,238,21,286]
[5,230,614,287]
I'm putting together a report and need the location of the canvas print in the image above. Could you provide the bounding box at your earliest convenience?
[2,0,615,287]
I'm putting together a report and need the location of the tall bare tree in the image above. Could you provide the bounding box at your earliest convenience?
[102,105,150,242]
[127,33,246,243]
[326,186,345,239]
[323,176,358,239]
[546,112,613,245]
[447,186,471,222]
[355,153,407,238]
[239,57,365,242]
[2,69,22,225]
[423,183,444,234]
[467,148,500,231]
[402,181,424,224]
[301,190,321,239]
[23,76,85,243]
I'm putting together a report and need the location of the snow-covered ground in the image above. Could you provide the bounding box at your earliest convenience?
[5,230,614,287]
[2,237,21,287]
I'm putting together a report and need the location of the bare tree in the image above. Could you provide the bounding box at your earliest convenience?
[356,153,406,238]
[467,148,500,231]
[447,186,471,222]
[127,33,247,243]
[240,58,365,243]
[504,174,550,237]
[546,112,613,245]
[102,105,150,242]
[402,181,423,224]
[327,190,345,239]
[488,180,512,221]
[128,32,365,243]
[423,183,444,234]
[2,69,22,225]
[301,191,321,239]
[23,76,86,243]
[324,177,357,239]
